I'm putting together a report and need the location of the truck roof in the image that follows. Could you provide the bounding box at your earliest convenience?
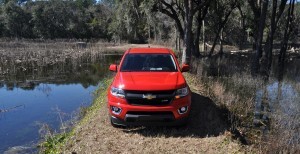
[127,48,172,54]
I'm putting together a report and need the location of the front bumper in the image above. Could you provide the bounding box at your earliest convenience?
[111,114,188,126]
[108,92,191,126]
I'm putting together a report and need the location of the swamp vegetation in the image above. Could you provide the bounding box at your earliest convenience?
[189,52,300,152]
[0,0,299,153]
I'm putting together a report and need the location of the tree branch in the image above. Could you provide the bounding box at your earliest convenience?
[157,1,184,39]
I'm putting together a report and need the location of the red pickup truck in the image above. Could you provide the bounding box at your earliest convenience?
[108,48,191,127]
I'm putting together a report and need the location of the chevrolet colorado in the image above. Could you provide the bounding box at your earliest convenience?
[108,48,191,126]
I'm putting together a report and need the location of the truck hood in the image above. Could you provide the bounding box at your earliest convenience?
[112,72,186,91]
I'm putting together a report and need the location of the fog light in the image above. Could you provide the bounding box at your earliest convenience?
[178,106,188,114]
[111,106,122,115]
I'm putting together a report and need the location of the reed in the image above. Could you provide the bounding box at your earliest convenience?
[190,56,300,152]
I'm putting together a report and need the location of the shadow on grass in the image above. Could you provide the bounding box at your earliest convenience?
[122,92,230,138]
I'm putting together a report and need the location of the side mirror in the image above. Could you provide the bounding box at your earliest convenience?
[109,64,118,72]
[181,64,190,72]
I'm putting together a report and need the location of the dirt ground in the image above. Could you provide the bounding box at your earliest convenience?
[61,74,255,154]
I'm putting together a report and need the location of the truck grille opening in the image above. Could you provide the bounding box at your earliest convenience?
[125,111,174,122]
[124,90,175,106]
[126,111,173,115]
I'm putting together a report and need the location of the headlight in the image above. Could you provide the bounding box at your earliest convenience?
[175,87,189,98]
[110,86,125,98]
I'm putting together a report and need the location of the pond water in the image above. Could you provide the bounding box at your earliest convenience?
[0,52,121,153]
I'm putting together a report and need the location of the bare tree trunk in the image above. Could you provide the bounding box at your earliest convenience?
[218,27,224,55]
[262,0,288,78]
[148,23,151,41]
[193,4,209,57]
[182,0,194,65]
[279,0,295,67]
[202,20,206,53]
[251,0,269,75]
[237,5,246,49]
[193,11,202,58]
[179,37,181,55]
[209,28,220,56]
[209,9,232,57]
[175,30,178,50]
[261,0,277,78]
[154,26,157,42]
[266,2,276,65]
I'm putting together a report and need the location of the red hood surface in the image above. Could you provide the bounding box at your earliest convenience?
[112,72,186,91]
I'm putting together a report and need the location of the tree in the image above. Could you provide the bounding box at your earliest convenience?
[88,4,112,39]
[278,0,296,68]
[3,0,32,38]
[109,0,157,44]
[68,2,93,39]
[248,0,269,75]
[108,0,131,44]
[31,0,72,39]
[0,4,5,37]
[208,0,239,56]
[75,0,96,9]
[261,0,288,77]
[248,0,292,77]
[153,0,211,64]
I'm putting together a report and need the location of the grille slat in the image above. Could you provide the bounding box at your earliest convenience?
[125,90,175,106]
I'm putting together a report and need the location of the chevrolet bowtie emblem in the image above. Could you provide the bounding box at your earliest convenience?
[143,94,156,100]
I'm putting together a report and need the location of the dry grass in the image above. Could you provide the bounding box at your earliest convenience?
[186,73,255,143]
[0,41,115,88]
[0,40,111,68]
[0,40,172,63]
[264,81,300,152]
[189,56,300,152]
[1,41,167,85]
[266,109,300,153]
[62,107,244,154]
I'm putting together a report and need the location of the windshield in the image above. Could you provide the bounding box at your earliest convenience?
[120,53,177,72]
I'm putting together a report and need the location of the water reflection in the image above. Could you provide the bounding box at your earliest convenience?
[254,81,299,123]
[0,83,96,152]
[255,81,300,146]
[0,52,122,153]
[36,84,52,97]
[0,54,121,90]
